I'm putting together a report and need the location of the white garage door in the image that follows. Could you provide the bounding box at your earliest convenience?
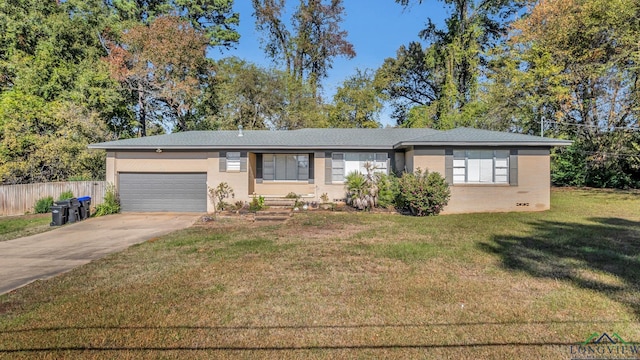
[119,173,207,212]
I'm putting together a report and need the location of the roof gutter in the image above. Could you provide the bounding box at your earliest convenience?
[393,140,573,149]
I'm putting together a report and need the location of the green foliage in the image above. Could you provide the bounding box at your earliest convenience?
[375,173,399,209]
[249,195,266,212]
[345,165,381,211]
[211,58,327,130]
[551,143,587,187]
[252,0,354,99]
[329,68,382,128]
[34,196,54,214]
[58,191,74,201]
[553,138,640,189]
[320,193,330,203]
[94,184,120,216]
[208,182,235,211]
[397,168,450,216]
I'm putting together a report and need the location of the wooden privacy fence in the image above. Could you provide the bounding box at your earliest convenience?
[0,181,107,216]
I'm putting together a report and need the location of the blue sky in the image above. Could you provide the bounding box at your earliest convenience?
[215,1,448,127]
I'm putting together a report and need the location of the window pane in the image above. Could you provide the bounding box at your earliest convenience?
[345,158,361,177]
[495,150,510,159]
[479,157,493,182]
[346,153,359,161]
[274,155,285,180]
[467,158,480,182]
[332,153,344,182]
[227,152,241,172]
[453,168,465,175]
[453,175,466,183]
[453,159,465,167]
[495,175,508,183]
[263,154,274,180]
[495,158,508,168]
[284,155,297,180]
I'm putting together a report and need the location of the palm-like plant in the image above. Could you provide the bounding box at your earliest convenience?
[345,162,379,210]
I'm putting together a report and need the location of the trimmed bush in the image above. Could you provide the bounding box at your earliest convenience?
[34,196,54,214]
[397,168,450,216]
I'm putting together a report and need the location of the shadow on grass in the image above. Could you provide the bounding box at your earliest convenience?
[479,217,640,315]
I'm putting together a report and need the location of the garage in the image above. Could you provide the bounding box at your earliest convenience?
[118,173,207,212]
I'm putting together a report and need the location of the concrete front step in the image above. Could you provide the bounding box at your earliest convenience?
[263,198,298,207]
[254,209,293,222]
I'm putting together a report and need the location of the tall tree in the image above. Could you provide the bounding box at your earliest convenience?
[330,69,383,128]
[107,0,240,47]
[380,0,523,126]
[103,0,239,136]
[487,0,640,188]
[105,16,212,135]
[252,0,355,98]
[0,0,126,183]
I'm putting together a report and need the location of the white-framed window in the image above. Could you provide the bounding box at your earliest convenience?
[263,154,309,181]
[331,152,388,182]
[453,150,509,184]
[226,152,241,172]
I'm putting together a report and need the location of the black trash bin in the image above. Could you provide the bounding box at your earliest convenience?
[67,198,81,223]
[78,196,91,220]
[56,198,80,223]
[50,205,68,226]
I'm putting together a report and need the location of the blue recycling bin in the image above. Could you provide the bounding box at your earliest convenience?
[78,196,91,220]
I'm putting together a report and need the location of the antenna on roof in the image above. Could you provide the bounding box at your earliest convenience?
[238,124,244,137]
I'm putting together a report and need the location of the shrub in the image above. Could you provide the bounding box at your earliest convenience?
[34,196,54,214]
[345,171,377,210]
[94,184,120,216]
[58,190,74,201]
[376,173,399,208]
[249,195,266,212]
[397,168,450,216]
[208,182,235,211]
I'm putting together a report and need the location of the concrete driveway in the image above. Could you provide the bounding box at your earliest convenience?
[0,213,200,295]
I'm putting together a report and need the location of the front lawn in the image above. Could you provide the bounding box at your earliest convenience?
[0,214,51,242]
[1,189,639,359]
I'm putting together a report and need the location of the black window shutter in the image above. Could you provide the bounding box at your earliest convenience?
[324,151,332,184]
[256,153,263,182]
[240,151,247,172]
[509,149,518,186]
[219,151,227,172]
[308,153,314,184]
[444,148,453,185]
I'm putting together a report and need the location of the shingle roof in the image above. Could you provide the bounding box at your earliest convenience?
[395,127,572,147]
[88,127,571,150]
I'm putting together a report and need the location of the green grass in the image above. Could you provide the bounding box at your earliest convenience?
[0,188,639,359]
[0,214,51,242]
